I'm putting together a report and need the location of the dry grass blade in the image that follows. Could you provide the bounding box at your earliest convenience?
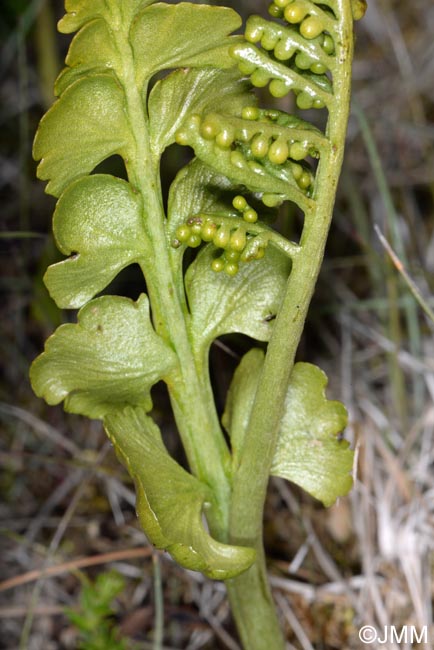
[374,224,434,325]
[0,548,153,594]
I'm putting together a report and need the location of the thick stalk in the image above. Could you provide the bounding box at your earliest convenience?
[227,542,282,646]
[112,19,231,536]
[226,3,354,647]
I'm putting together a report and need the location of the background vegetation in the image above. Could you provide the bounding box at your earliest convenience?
[1,0,433,648]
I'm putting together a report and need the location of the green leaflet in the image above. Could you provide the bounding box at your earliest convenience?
[104,406,255,579]
[58,0,112,33]
[149,68,252,155]
[45,175,149,309]
[185,246,291,356]
[33,74,132,197]
[223,349,353,506]
[58,3,241,95]
[222,348,264,469]
[271,363,352,506]
[58,0,154,34]
[55,18,120,95]
[30,295,177,419]
[131,3,242,85]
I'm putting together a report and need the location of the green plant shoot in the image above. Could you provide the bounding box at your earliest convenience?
[30,0,365,646]
[65,571,129,650]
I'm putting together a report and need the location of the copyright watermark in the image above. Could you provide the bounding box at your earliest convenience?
[358,625,428,645]
[359,626,377,644]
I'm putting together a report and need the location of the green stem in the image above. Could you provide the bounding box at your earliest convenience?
[227,3,354,646]
[112,17,231,536]
[226,543,282,645]
[141,173,232,537]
